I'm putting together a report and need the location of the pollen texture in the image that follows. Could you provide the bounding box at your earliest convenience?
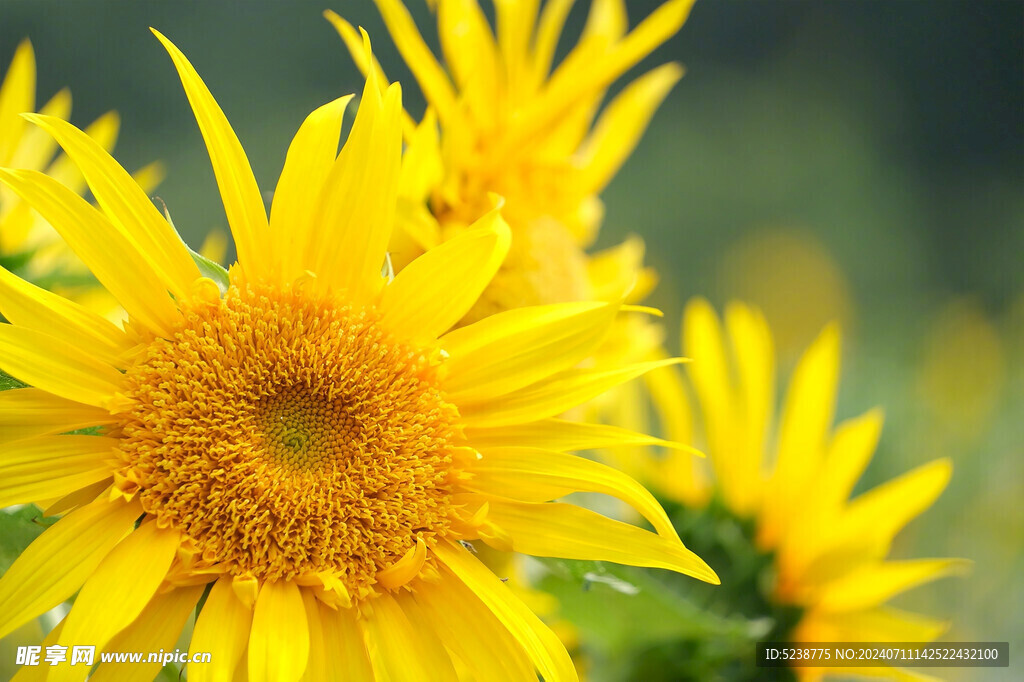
[113,282,459,590]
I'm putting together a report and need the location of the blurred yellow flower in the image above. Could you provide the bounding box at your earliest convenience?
[0,31,716,682]
[649,298,968,681]
[327,0,692,321]
[0,40,162,318]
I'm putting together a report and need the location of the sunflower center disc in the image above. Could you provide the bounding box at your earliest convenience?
[114,283,458,590]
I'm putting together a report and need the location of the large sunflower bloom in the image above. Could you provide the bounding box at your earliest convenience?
[638,298,968,681]
[327,0,693,321]
[0,39,161,313]
[0,31,716,682]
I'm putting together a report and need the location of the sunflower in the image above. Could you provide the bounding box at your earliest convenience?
[0,31,716,682]
[0,39,162,317]
[623,298,968,681]
[327,0,692,322]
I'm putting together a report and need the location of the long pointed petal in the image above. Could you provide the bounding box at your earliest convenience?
[434,540,578,682]
[22,113,198,299]
[152,29,269,279]
[459,357,684,428]
[441,300,618,402]
[316,600,374,681]
[379,209,510,340]
[816,558,971,613]
[0,40,34,165]
[0,324,123,408]
[0,435,116,508]
[0,388,115,446]
[0,497,139,639]
[411,572,536,682]
[269,96,353,282]
[248,580,309,682]
[50,522,180,682]
[482,499,718,583]
[464,418,686,452]
[372,0,458,121]
[89,585,204,682]
[189,576,254,682]
[467,447,679,540]
[0,264,128,366]
[361,592,458,681]
[0,168,181,335]
[576,63,682,193]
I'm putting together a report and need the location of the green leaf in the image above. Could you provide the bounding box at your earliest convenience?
[0,368,27,392]
[0,506,56,574]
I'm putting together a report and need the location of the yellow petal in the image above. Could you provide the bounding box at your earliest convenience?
[411,571,536,682]
[379,209,510,340]
[0,324,123,409]
[816,558,971,613]
[375,537,427,590]
[0,388,115,446]
[817,408,884,509]
[309,73,402,302]
[0,264,128,366]
[722,301,775,515]
[248,580,309,682]
[0,168,181,335]
[835,458,953,558]
[323,10,417,139]
[494,0,539,97]
[0,435,116,508]
[152,29,269,280]
[8,87,69,174]
[799,605,949,644]
[299,590,328,682]
[468,447,679,540]
[482,498,718,584]
[441,300,618,403]
[51,521,180,682]
[399,108,443,202]
[22,113,198,299]
[437,0,500,119]
[189,576,254,682]
[530,0,575,88]
[361,592,458,681]
[516,0,694,150]
[41,110,120,200]
[89,585,204,682]
[576,62,683,193]
[464,417,686,452]
[0,40,34,166]
[269,95,353,282]
[0,497,138,639]
[435,540,578,682]
[585,235,650,301]
[459,357,684,428]
[316,600,373,681]
[42,478,111,517]
[683,297,740,481]
[761,322,840,546]
[372,0,458,121]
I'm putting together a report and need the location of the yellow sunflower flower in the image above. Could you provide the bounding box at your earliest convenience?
[0,31,716,682]
[327,0,692,320]
[0,39,162,316]
[633,298,969,681]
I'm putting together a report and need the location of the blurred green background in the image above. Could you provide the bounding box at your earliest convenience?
[2,0,1021,679]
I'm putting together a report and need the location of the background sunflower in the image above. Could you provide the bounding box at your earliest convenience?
[1,1,1020,680]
